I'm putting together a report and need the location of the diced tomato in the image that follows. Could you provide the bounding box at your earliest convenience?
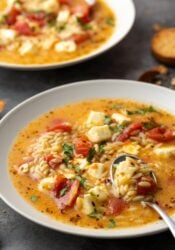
[71,33,90,44]
[47,118,72,132]
[117,122,142,142]
[146,127,174,142]
[6,6,21,25]
[74,136,93,156]
[71,3,91,23]
[14,22,35,36]
[107,197,126,216]
[53,174,67,197]
[137,176,157,196]
[57,179,80,210]
[27,12,46,27]
[44,154,62,169]
[59,0,72,4]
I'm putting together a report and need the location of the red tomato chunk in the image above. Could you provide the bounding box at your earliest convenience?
[57,179,80,210]
[6,6,21,25]
[117,122,142,142]
[146,127,174,142]
[47,118,72,132]
[74,136,93,156]
[107,197,126,216]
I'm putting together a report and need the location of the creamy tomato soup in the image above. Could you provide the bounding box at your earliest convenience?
[9,99,175,229]
[0,0,115,65]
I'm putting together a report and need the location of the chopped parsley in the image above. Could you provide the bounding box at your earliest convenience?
[60,187,68,197]
[143,117,159,130]
[110,124,126,133]
[63,156,70,166]
[57,25,65,30]
[73,165,81,173]
[77,17,92,30]
[89,210,103,219]
[107,218,116,228]
[87,147,96,163]
[63,144,74,157]
[75,175,86,187]
[127,106,159,115]
[104,115,112,125]
[106,17,114,26]
[30,195,39,202]
[48,19,57,27]
[99,143,106,154]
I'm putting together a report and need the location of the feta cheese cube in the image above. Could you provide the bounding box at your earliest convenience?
[57,9,70,24]
[87,163,106,179]
[19,40,35,55]
[7,0,16,6]
[55,40,77,53]
[25,0,59,13]
[38,177,56,193]
[42,0,59,13]
[89,185,108,202]
[76,194,94,215]
[86,111,105,126]
[154,146,175,157]
[73,158,88,170]
[112,113,131,124]
[87,125,112,143]
[0,29,16,45]
[41,36,56,50]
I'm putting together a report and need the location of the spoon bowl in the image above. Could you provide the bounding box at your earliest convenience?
[110,153,175,238]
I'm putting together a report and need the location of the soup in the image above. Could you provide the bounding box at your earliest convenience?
[9,99,175,229]
[0,0,115,65]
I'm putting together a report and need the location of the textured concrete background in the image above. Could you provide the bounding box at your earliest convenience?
[0,0,175,249]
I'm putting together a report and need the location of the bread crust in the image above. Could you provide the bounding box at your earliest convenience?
[151,28,175,65]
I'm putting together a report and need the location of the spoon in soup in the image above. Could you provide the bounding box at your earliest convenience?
[110,154,175,238]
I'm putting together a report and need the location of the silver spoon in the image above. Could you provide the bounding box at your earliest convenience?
[110,154,175,238]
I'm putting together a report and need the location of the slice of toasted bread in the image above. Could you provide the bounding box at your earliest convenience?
[151,28,175,65]
[0,100,5,112]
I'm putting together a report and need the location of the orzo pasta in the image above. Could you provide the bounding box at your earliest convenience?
[0,0,115,65]
[9,99,175,229]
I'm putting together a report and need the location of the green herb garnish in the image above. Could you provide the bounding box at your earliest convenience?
[30,195,39,202]
[74,165,81,173]
[57,25,65,30]
[87,147,96,163]
[110,124,126,133]
[63,156,69,166]
[75,175,86,187]
[143,117,159,130]
[63,144,74,157]
[77,17,92,30]
[108,218,116,228]
[89,210,103,219]
[104,115,112,125]
[106,17,114,26]
[99,143,106,154]
[127,106,159,115]
[60,187,68,197]
[48,19,56,27]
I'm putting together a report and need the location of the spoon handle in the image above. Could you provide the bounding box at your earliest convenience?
[144,201,175,238]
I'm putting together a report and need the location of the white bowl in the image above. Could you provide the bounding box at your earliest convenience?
[0,0,135,70]
[1,79,175,238]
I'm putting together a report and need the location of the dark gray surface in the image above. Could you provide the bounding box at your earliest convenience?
[0,0,175,249]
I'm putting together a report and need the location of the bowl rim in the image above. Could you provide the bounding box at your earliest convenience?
[1,79,175,238]
[0,0,136,70]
